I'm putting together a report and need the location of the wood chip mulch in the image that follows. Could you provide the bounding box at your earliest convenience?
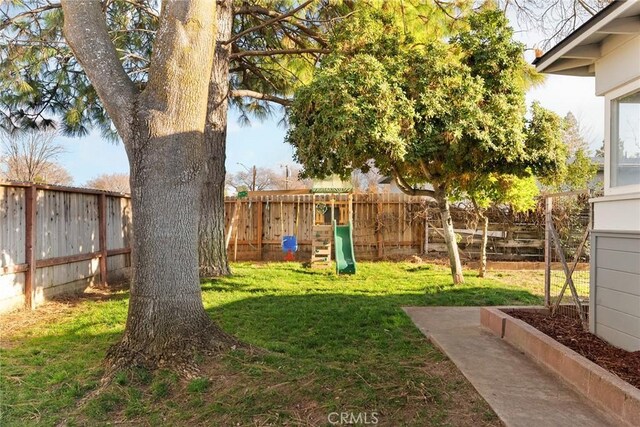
[504,310,640,390]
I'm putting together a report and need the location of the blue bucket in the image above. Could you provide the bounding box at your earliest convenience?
[282,235,298,252]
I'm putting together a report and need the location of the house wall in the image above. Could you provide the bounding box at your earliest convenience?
[597,32,640,196]
[592,194,640,230]
[595,35,640,97]
[590,231,640,352]
[590,34,640,351]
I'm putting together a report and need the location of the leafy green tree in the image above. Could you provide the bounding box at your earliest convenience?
[565,148,598,190]
[462,102,566,277]
[463,174,539,277]
[556,112,598,191]
[287,7,565,284]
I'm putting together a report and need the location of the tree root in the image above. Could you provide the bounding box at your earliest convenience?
[104,319,260,379]
[199,264,232,280]
[60,314,264,426]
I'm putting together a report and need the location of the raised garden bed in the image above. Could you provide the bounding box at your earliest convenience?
[505,309,640,389]
[480,307,640,427]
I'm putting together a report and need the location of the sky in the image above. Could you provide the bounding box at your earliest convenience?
[54,16,605,185]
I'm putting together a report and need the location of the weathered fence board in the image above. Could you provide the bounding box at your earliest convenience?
[0,183,132,312]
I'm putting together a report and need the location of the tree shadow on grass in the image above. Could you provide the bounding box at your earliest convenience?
[2,274,538,426]
[204,284,541,361]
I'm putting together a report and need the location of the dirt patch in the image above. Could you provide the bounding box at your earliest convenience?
[505,310,640,389]
[0,283,128,342]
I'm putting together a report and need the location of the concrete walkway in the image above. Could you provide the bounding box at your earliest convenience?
[403,307,620,427]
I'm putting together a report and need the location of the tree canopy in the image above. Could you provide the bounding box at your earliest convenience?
[286,5,566,283]
[288,7,563,189]
[0,0,348,135]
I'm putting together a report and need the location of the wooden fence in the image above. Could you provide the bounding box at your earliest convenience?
[0,183,131,312]
[223,193,547,262]
[0,186,552,312]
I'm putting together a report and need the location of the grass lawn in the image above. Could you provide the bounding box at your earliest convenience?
[1,262,543,426]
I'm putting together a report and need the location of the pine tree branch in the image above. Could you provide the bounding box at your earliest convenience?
[60,0,137,139]
[233,59,281,93]
[1,3,61,31]
[234,4,328,47]
[223,0,315,46]
[230,89,291,106]
[119,0,159,18]
[230,47,330,59]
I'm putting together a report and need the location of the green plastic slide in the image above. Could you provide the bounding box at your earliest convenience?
[333,220,356,274]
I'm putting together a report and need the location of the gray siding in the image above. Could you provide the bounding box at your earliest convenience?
[590,231,640,351]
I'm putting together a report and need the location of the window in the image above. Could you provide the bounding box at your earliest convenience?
[611,90,640,187]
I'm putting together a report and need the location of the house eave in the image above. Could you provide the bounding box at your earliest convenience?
[534,1,640,77]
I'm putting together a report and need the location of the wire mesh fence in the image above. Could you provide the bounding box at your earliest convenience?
[545,191,592,326]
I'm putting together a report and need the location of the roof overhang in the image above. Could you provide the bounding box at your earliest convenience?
[534,1,640,76]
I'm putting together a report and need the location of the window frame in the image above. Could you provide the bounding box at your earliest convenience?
[605,79,640,196]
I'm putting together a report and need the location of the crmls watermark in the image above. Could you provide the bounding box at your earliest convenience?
[327,411,379,425]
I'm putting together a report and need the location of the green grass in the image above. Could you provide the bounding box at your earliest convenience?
[1,262,543,426]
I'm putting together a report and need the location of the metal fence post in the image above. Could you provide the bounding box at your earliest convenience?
[544,196,553,307]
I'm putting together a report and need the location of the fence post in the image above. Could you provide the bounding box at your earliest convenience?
[98,193,108,286]
[256,198,263,260]
[544,196,553,307]
[24,184,37,310]
[423,204,429,255]
[376,198,383,259]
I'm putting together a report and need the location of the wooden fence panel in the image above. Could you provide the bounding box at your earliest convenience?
[36,190,100,260]
[34,190,100,302]
[0,186,27,310]
[106,196,132,280]
[0,186,26,265]
[0,183,132,312]
[1,185,553,312]
[223,193,547,262]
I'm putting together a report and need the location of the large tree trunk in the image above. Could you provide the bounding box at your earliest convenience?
[434,185,464,284]
[479,211,488,278]
[116,124,236,368]
[62,0,239,370]
[199,0,233,278]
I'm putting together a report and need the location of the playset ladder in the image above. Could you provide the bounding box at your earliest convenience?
[310,224,332,268]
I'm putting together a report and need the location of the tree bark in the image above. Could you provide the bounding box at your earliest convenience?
[434,185,464,284]
[62,0,239,370]
[479,212,488,278]
[199,0,233,278]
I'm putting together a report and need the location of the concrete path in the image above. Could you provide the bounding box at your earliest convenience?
[403,307,620,427]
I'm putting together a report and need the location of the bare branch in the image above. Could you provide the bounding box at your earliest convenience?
[0,128,72,185]
[230,89,292,106]
[230,47,330,59]
[85,172,130,193]
[391,166,434,197]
